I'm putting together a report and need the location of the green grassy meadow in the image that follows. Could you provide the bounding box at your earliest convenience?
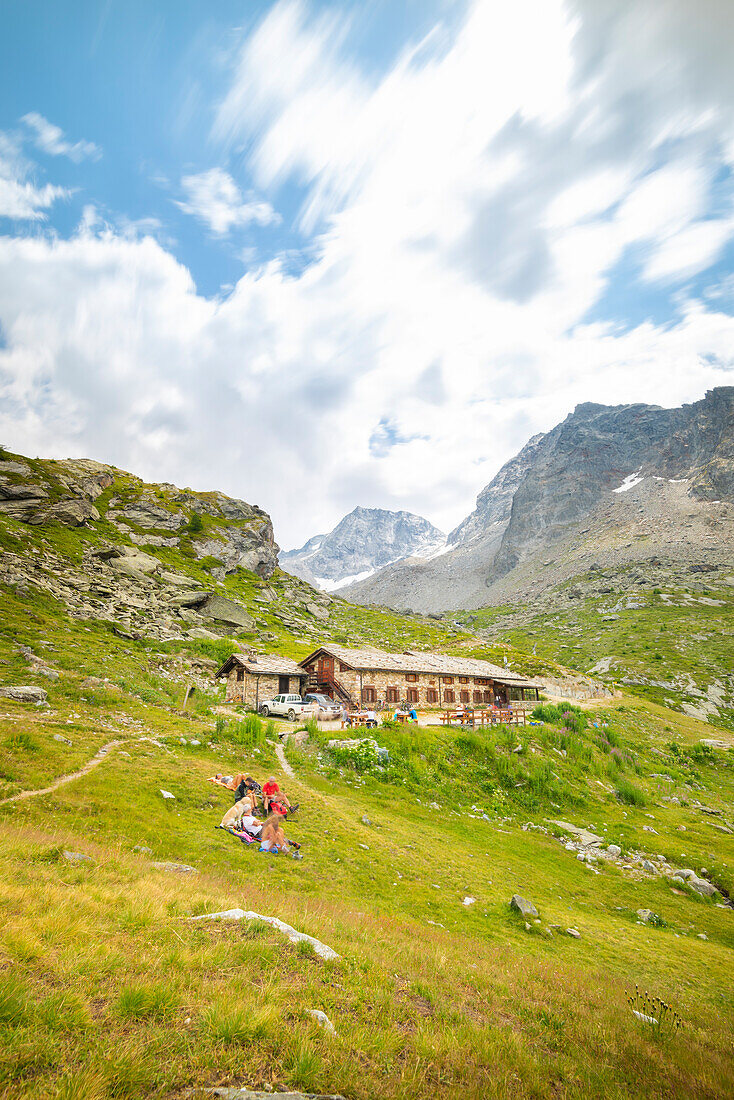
[1,453,733,1097]
[1,620,733,1097]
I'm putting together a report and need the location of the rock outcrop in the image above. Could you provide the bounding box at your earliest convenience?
[0,449,280,643]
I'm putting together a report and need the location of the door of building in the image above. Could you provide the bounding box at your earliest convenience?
[317,655,334,682]
[278,675,289,693]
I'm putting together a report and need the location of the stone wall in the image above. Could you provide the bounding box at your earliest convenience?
[225,670,302,707]
[302,660,514,708]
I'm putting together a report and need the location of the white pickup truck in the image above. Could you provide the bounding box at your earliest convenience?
[259,693,313,721]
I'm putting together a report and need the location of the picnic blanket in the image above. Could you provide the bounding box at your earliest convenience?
[217,824,259,845]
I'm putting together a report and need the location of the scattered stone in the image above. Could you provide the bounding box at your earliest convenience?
[306,1009,336,1034]
[0,685,48,704]
[463,896,476,906]
[151,862,197,874]
[189,909,340,960]
[160,789,176,800]
[641,860,657,873]
[133,845,153,853]
[636,909,658,924]
[510,895,538,918]
[81,676,107,690]
[697,933,708,941]
[63,851,93,863]
[606,844,621,857]
[566,928,581,938]
[358,843,369,850]
[53,733,72,745]
[33,664,59,680]
[361,815,371,826]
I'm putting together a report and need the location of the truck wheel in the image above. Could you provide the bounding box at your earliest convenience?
[260,705,270,717]
[288,709,297,722]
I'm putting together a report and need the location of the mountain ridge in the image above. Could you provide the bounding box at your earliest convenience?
[341,387,734,612]
[281,505,445,590]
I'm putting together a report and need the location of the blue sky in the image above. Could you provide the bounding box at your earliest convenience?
[1,0,733,547]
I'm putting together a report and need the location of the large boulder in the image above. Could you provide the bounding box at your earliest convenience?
[195,593,255,632]
[688,877,718,898]
[194,528,278,579]
[108,547,160,575]
[30,499,100,527]
[510,894,538,918]
[110,501,185,531]
[0,685,48,704]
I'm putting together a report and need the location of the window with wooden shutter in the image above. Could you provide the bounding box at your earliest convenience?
[484,690,493,704]
[426,689,438,704]
[473,690,483,704]
[443,689,454,703]
[460,689,470,703]
[407,688,419,704]
[386,687,399,703]
[443,676,453,685]
[363,686,376,704]
[459,676,469,684]
[405,673,417,682]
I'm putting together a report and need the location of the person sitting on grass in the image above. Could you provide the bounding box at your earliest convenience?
[258,814,300,855]
[233,774,261,808]
[262,776,298,816]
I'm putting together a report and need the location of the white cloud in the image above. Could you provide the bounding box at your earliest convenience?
[21,112,100,162]
[1,0,734,548]
[0,132,69,220]
[176,168,279,235]
[644,217,734,282]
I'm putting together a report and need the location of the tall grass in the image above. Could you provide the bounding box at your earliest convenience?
[615,778,647,807]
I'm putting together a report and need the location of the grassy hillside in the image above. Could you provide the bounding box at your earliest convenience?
[1,624,733,1097]
[453,567,734,731]
[1,451,733,1098]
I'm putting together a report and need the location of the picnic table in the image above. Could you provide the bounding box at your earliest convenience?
[441,707,526,728]
[343,711,378,728]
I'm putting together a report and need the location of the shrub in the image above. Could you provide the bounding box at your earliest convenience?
[616,779,646,807]
[329,738,379,772]
[188,511,203,534]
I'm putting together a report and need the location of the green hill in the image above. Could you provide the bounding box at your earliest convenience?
[1,450,733,1099]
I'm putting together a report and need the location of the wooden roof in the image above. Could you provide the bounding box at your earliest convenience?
[299,643,543,688]
[215,652,306,679]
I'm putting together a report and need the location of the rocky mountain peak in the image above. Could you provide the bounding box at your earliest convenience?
[282,506,446,590]
[341,387,733,613]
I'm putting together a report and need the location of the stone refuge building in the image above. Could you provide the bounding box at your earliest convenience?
[216,653,306,709]
[299,643,543,709]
